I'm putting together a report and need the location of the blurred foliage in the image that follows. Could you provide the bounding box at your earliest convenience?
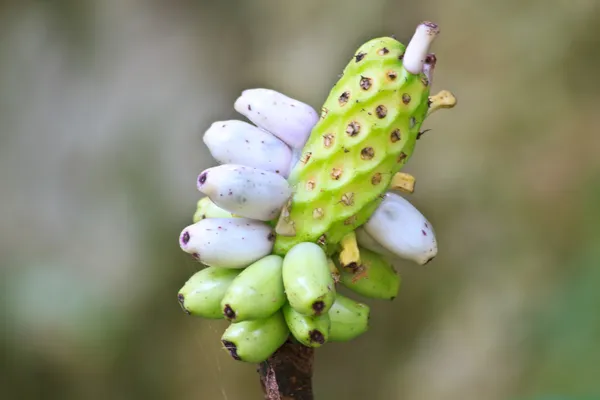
[1,0,600,399]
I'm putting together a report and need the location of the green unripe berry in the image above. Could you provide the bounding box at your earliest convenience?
[178,267,241,319]
[282,303,330,348]
[328,294,370,342]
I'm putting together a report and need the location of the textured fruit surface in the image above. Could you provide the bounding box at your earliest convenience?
[221,311,289,363]
[328,294,370,342]
[273,37,431,255]
[221,255,286,322]
[282,303,330,348]
[178,267,241,319]
[337,247,401,300]
[282,242,336,316]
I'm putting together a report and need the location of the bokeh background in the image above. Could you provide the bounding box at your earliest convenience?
[1,1,599,399]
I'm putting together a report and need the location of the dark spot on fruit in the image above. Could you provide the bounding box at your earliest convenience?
[386,71,398,81]
[222,340,241,360]
[338,91,350,106]
[306,180,316,191]
[312,301,326,315]
[323,133,334,148]
[309,330,326,345]
[375,105,387,118]
[409,117,417,129]
[345,261,358,271]
[397,152,407,163]
[192,253,200,259]
[317,234,327,245]
[377,47,389,56]
[425,53,437,65]
[320,107,329,119]
[177,293,190,314]
[268,232,275,241]
[247,105,252,111]
[422,230,427,236]
[198,172,208,185]
[223,305,236,320]
[343,147,350,153]
[390,129,401,143]
[398,53,404,60]
[331,168,342,180]
[361,147,375,160]
[346,121,361,136]
[301,152,312,164]
[371,173,382,185]
[341,192,354,206]
[355,52,366,62]
[402,93,411,105]
[359,76,372,90]
[181,231,190,245]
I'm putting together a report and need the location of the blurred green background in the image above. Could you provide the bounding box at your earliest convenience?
[1,1,599,399]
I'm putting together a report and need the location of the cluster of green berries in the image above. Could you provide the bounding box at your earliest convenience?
[178,22,456,363]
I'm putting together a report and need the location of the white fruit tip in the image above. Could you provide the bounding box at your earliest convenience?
[403,21,440,75]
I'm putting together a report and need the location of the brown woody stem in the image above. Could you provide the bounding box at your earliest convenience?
[258,339,315,400]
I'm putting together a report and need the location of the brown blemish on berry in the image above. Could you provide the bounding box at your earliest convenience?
[346,121,361,137]
[355,52,366,62]
[331,167,342,180]
[247,105,252,111]
[390,129,401,143]
[371,173,382,185]
[386,70,398,81]
[344,261,359,272]
[309,330,326,345]
[361,147,375,160]
[313,208,324,220]
[317,234,327,246]
[323,133,335,148]
[341,192,354,206]
[375,105,387,119]
[398,53,404,60]
[301,152,312,164]
[306,180,316,191]
[312,301,326,315]
[339,91,350,106]
[377,47,389,56]
[222,340,241,361]
[359,76,372,90]
[344,215,357,225]
[177,293,190,315]
[402,93,411,104]
[397,152,408,163]
[223,305,236,320]
[268,232,276,241]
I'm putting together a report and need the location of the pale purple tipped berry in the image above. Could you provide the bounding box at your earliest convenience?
[179,218,274,268]
[234,89,319,149]
[196,164,292,221]
[203,120,293,177]
[403,21,440,75]
[363,192,437,265]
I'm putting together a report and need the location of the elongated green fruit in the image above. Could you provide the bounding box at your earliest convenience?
[177,267,241,319]
[221,255,285,322]
[338,247,401,300]
[282,242,336,316]
[274,35,433,256]
[328,294,370,342]
[193,197,235,223]
[221,311,289,363]
[282,303,330,348]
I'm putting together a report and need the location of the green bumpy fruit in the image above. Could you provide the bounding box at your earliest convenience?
[221,255,286,322]
[274,37,431,256]
[328,294,370,342]
[193,197,235,223]
[282,303,330,348]
[282,242,336,316]
[178,267,241,319]
[221,311,289,363]
[338,247,401,300]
